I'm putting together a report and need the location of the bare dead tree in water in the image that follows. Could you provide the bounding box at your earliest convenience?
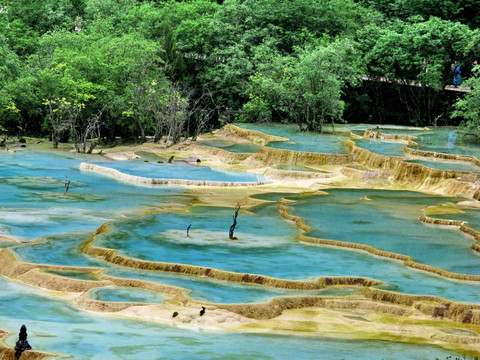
[229,205,240,240]
[64,177,70,195]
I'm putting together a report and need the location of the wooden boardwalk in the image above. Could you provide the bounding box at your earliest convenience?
[363,76,470,93]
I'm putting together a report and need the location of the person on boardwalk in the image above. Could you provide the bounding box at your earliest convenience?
[453,65,462,87]
[449,60,457,79]
[470,60,478,78]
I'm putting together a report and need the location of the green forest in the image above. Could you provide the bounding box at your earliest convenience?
[1,0,480,151]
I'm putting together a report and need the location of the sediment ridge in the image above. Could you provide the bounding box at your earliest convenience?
[345,140,403,170]
[246,146,353,167]
[405,146,480,167]
[419,215,465,227]
[362,130,417,142]
[183,143,251,164]
[345,140,478,197]
[363,288,480,325]
[0,249,111,292]
[97,274,191,305]
[79,163,272,187]
[216,295,416,320]
[218,287,480,327]
[392,161,476,196]
[215,124,289,145]
[74,291,148,313]
[264,168,336,180]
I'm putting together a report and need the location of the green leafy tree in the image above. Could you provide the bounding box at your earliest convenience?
[0,34,22,134]
[359,0,480,28]
[358,18,476,124]
[452,74,480,141]
[243,40,362,131]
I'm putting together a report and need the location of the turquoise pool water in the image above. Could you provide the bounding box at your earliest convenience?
[90,158,264,182]
[94,198,480,303]
[195,139,262,153]
[288,189,478,275]
[405,159,480,172]
[0,277,466,360]
[354,138,407,157]
[416,127,480,158]
[2,140,480,358]
[236,123,350,154]
[89,286,168,303]
[0,151,186,240]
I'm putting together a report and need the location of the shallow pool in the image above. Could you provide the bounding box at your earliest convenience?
[2,139,480,359]
[236,123,350,154]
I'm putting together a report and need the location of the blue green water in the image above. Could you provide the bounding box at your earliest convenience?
[236,123,350,154]
[0,276,466,360]
[94,201,480,303]
[90,158,264,182]
[89,286,168,303]
[354,138,408,157]
[416,127,480,159]
[288,189,479,275]
[195,139,262,153]
[2,138,480,358]
[405,159,480,172]
[0,150,186,240]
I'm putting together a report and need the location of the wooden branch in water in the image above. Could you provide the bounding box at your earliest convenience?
[229,205,240,240]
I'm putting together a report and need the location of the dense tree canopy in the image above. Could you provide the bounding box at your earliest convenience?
[1,0,480,149]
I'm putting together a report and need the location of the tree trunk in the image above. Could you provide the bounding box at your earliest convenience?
[52,132,58,148]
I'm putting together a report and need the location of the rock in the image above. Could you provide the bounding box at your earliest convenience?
[176,156,201,163]
[14,325,32,360]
